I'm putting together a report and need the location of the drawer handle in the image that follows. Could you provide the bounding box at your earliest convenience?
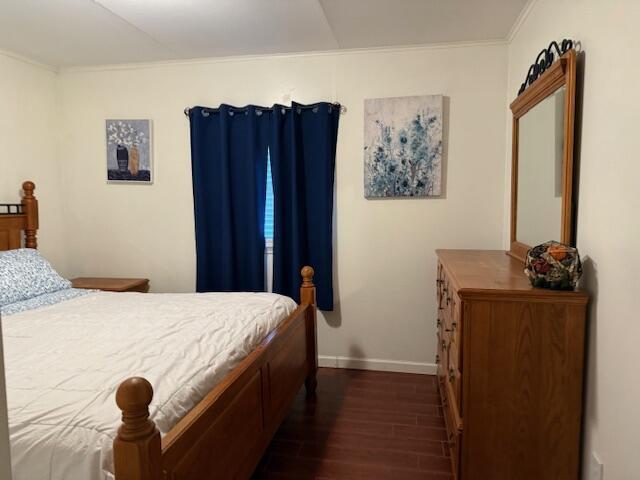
[435,354,440,364]
[437,318,442,327]
[441,340,446,349]
[448,369,455,382]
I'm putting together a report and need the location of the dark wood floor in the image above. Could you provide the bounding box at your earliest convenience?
[253,368,453,480]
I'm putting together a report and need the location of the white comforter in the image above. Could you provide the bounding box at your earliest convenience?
[3,291,297,480]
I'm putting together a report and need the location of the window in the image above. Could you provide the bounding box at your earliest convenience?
[264,150,274,292]
[264,150,274,242]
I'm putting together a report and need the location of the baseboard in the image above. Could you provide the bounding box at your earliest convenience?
[318,355,437,375]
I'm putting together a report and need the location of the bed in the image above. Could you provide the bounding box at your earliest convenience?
[0,182,319,480]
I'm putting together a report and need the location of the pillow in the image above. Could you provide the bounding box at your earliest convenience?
[0,248,71,307]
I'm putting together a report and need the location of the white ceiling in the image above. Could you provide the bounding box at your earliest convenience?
[0,0,529,68]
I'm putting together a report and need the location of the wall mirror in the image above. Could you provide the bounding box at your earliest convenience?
[509,44,577,262]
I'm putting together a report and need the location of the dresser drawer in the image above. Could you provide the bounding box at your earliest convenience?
[447,341,462,411]
[447,427,461,480]
[448,293,462,346]
[436,331,447,385]
[442,282,453,325]
[448,337,459,371]
[437,262,446,310]
[438,263,461,344]
[436,261,461,414]
[443,377,462,479]
[437,306,445,333]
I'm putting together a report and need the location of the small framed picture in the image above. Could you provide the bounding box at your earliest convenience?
[106,119,153,184]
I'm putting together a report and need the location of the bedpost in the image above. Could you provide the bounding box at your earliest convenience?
[21,181,38,249]
[300,266,318,395]
[114,377,162,480]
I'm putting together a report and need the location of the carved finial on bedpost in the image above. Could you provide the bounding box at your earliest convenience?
[21,181,38,249]
[301,265,315,291]
[300,266,318,396]
[22,181,35,197]
[300,266,316,308]
[114,377,161,480]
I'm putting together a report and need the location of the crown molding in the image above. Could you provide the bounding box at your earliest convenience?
[507,0,539,43]
[0,48,58,73]
[59,39,507,74]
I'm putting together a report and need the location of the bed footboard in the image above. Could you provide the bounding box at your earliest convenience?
[114,267,318,480]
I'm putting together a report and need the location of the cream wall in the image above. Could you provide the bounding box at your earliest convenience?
[0,53,63,479]
[56,43,508,372]
[0,52,66,273]
[506,1,640,477]
[0,50,64,480]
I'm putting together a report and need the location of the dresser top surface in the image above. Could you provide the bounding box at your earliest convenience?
[436,249,588,302]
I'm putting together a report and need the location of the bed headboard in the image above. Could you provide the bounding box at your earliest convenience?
[0,181,38,251]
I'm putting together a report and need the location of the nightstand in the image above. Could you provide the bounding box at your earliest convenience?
[71,277,150,293]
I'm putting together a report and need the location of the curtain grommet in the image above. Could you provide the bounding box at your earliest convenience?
[312,107,319,113]
[202,110,210,117]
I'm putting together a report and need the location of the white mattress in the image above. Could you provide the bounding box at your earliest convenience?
[3,291,297,480]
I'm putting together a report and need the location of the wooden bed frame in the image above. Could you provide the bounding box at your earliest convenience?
[1,181,318,480]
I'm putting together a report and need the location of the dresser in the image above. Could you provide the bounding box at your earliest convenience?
[435,250,588,480]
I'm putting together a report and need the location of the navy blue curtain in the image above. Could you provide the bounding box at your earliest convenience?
[189,105,270,292]
[270,102,340,310]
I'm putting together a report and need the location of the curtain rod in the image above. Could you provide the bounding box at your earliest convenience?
[184,102,346,117]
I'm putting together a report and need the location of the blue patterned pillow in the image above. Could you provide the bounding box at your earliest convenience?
[0,248,71,307]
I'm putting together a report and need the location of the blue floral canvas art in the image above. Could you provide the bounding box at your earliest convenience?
[106,119,152,183]
[364,95,443,198]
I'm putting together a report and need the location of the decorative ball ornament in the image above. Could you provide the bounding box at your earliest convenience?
[524,241,582,290]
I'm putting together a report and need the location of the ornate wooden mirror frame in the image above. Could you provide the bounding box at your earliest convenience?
[509,42,577,262]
